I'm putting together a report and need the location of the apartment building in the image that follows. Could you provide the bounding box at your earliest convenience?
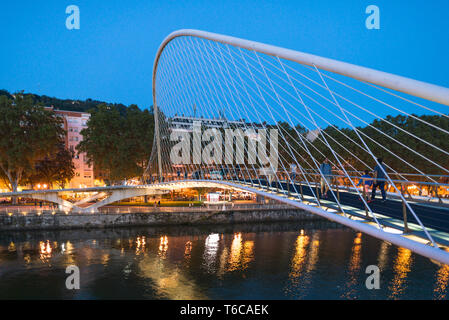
[51,109,95,188]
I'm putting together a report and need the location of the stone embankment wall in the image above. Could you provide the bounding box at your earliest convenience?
[0,208,322,231]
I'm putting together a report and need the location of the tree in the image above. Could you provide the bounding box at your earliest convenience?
[0,93,64,196]
[0,89,128,115]
[26,145,75,189]
[77,104,154,184]
[119,105,154,180]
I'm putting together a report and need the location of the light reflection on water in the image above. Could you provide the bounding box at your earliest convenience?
[434,264,449,299]
[203,233,219,271]
[342,232,363,299]
[0,222,448,299]
[389,247,413,299]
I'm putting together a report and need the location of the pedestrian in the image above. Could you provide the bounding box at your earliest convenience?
[371,158,387,202]
[357,170,373,202]
[319,158,332,198]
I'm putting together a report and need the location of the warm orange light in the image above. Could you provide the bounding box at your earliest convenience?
[158,235,169,257]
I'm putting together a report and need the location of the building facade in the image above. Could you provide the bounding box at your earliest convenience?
[52,109,95,188]
[169,115,248,132]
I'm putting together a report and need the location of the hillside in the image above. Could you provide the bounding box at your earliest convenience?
[0,89,143,115]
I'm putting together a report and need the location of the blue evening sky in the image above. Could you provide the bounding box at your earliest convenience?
[1,0,448,110]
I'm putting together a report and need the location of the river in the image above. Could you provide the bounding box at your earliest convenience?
[0,221,447,299]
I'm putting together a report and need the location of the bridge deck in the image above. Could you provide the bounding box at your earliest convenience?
[239,179,449,249]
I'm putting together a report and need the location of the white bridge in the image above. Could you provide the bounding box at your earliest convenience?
[3,178,449,266]
[2,29,449,265]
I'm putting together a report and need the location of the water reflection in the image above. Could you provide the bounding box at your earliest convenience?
[389,247,413,299]
[184,241,192,258]
[136,236,146,255]
[225,233,254,272]
[101,253,110,266]
[434,264,449,300]
[341,233,362,299]
[217,247,228,278]
[377,241,390,271]
[39,240,52,263]
[294,232,321,299]
[138,251,206,299]
[305,233,320,273]
[242,240,254,270]
[158,235,168,258]
[288,231,310,282]
[23,254,31,265]
[0,223,447,299]
[8,242,16,252]
[228,233,242,272]
[64,241,76,265]
[284,230,310,297]
[203,233,220,272]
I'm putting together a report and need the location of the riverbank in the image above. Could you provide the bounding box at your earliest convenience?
[0,206,322,231]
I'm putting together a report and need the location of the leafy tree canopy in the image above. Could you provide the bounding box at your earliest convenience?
[0,93,65,192]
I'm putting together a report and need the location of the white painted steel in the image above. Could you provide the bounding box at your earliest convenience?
[153,29,449,107]
[152,29,449,178]
[204,180,449,266]
[150,30,449,265]
[3,179,449,264]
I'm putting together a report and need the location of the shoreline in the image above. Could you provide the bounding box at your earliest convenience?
[0,207,323,232]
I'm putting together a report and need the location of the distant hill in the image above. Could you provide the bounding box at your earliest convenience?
[0,89,150,115]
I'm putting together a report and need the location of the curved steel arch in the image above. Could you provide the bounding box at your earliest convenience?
[152,28,449,177]
[151,30,449,265]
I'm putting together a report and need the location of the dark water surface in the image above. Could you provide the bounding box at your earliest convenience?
[0,221,448,299]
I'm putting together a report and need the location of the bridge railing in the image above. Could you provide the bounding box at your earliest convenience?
[153,169,449,237]
[162,168,449,204]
